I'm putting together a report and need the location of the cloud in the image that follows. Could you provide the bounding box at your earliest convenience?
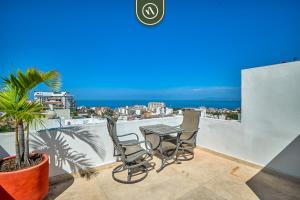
[70,86,241,100]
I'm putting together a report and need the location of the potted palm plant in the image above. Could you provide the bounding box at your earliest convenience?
[0,68,60,200]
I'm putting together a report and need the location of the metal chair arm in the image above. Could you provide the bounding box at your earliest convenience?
[179,139,195,144]
[182,128,199,133]
[117,132,139,141]
[144,140,153,153]
[121,140,153,154]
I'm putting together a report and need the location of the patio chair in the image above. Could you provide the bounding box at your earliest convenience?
[106,116,153,184]
[174,110,201,161]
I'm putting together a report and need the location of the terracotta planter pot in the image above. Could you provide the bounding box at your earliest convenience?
[0,154,49,200]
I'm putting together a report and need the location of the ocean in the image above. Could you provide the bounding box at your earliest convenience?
[76,100,241,109]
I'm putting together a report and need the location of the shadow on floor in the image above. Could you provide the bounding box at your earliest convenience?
[246,134,300,200]
[45,167,75,200]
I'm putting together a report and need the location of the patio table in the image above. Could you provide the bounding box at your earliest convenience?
[139,124,184,172]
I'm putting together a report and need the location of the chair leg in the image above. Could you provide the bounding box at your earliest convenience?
[177,148,195,161]
[112,163,149,184]
[127,169,132,182]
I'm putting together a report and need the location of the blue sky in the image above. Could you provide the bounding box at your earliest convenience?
[0,0,299,100]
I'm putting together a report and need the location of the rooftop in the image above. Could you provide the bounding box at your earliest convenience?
[0,62,299,200]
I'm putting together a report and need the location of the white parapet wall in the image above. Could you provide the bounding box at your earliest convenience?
[241,61,300,178]
[198,61,300,178]
[0,117,183,177]
[0,117,244,178]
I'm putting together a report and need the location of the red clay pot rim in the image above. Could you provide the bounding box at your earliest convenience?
[0,153,48,174]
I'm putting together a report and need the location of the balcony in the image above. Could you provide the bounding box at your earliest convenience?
[0,62,299,200]
[1,115,299,200]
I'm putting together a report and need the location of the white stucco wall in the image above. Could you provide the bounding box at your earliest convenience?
[0,117,245,178]
[241,61,300,177]
[197,119,244,160]
[0,117,183,177]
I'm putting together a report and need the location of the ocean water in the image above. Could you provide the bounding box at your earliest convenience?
[76,100,241,109]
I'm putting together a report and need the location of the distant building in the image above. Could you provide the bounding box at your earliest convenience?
[177,110,183,115]
[154,107,164,115]
[34,91,76,110]
[131,105,146,116]
[128,109,136,115]
[199,107,207,118]
[142,111,152,119]
[118,107,127,115]
[135,109,141,115]
[95,107,110,116]
[148,102,165,112]
[165,108,173,115]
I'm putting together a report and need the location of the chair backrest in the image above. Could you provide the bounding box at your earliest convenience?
[180,110,201,140]
[106,116,125,159]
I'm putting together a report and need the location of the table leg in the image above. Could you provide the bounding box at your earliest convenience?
[174,133,182,164]
[156,136,165,172]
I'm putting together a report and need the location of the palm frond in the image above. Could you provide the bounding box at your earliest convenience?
[2,68,61,96]
[42,70,61,92]
[0,85,44,122]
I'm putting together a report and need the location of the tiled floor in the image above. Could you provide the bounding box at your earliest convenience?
[47,149,264,200]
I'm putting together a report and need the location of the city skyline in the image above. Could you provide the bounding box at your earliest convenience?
[1,1,299,100]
